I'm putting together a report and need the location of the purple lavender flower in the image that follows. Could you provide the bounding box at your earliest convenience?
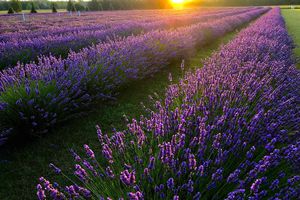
[83,160,98,176]
[225,189,245,200]
[148,156,155,170]
[96,125,103,143]
[270,179,279,190]
[167,178,175,189]
[188,153,197,170]
[65,185,80,198]
[120,170,136,186]
[77,186,92,198]
[212,168,223,182]
[36,184,46,200]
[186,179,194,193]
[143,168,149,176]
[128,191,143,200]
[74,164,88,182]
[84,144,95,159]
[193,192,201,200]
[102,144,113,163]
[227,169,240,183]
[173,195,179,200]
[49,163,61,174]
[105,166,115,178]
[70,149,81,162]
[251,179,262,193]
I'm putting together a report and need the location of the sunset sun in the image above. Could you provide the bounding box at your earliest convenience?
[171,0,186,8]
[172,0,185,3]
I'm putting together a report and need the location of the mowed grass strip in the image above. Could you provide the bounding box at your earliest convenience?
[282,9,300,68]
[0,22,251,199]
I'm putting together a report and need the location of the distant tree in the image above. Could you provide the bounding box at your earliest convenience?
[88,0,102,11]
[52,3,57,13]
[102,0,111,10]
[7,7,14,14]
[25,3,31,10]
[30,2,37,13]
[71,4,77,12]
[67,0,73,12]
[0,1,9,11]
[75,2,85,11]
[10,0,22,13]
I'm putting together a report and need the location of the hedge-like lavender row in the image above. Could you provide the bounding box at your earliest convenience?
[37,8,300,199]
[0,8,253,68]
[0,8,233,42]
[0,8,222,35]
[0,8,267,144]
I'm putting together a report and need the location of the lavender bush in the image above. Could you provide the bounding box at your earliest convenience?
[36,8,300,199]
[0,8,267,144]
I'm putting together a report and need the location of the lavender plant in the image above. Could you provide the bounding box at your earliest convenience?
[37,8,300,200]
[0,8,267,143]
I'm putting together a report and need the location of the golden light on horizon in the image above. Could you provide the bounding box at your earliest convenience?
[171,0,186,9]
[172,0,185,3]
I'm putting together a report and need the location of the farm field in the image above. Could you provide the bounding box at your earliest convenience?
[0,28,240,200]
[0,7,251,68]
[0,5,299,200]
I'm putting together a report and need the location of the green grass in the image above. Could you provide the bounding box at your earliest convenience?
[0,9,66,14]
[0,25,246,199]
[279,5,300,9]
[282,9,300,68]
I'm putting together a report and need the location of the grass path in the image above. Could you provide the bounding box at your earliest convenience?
[0,26,245,199]
[282,9,300,68]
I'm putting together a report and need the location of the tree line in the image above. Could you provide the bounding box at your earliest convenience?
[0,0,172,13]
[1,0,300,14]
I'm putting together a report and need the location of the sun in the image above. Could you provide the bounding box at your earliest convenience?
[172,0,185,3]
[171,0,186,8]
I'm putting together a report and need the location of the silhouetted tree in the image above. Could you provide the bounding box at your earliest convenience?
[102,0,113,10]
[67,0,74,11]
[88,0,102,11]
[8,7,14,14]
[71,3,76,12]
[75,2,85,11]
[52,3,57,13]
[10,0,21,13]
[30,2,37,13]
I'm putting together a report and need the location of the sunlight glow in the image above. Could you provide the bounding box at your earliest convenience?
[172,0,185,3]
[171,0,186,9]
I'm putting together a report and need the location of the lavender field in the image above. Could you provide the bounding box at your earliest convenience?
[0,3,299,200]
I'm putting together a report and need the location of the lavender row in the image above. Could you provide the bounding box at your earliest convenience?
[0,9,267,144]
[0,8,232,42]
[0,8,253,68]
[37,8,300,200]
[0,9,198,34]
